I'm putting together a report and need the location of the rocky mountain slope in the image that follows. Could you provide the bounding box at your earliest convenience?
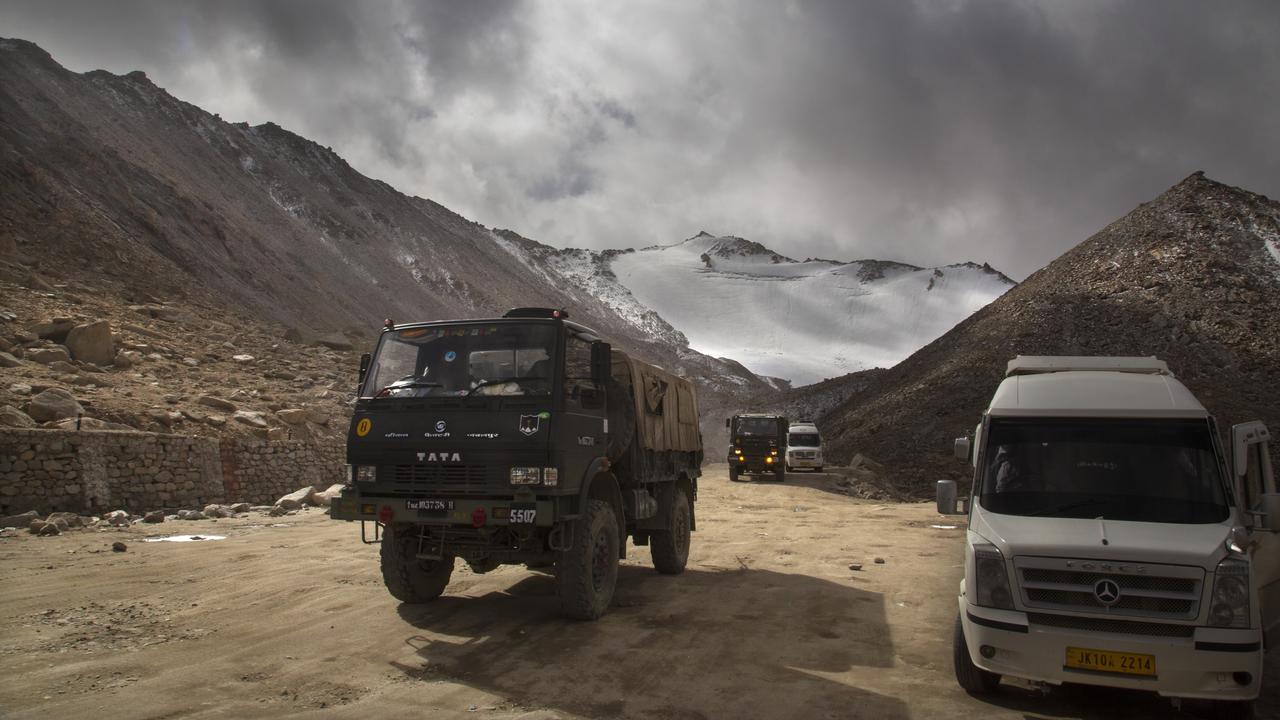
[0,37,779,447]
[819,172,1280,493]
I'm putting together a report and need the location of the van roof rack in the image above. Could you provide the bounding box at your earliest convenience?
[1005,355,1170,377]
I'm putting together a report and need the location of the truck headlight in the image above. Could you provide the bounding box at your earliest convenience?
[353,465,377,483]
[1208,559,1250,628]
[974,544,1014,610]
[542,467,559,487]
[510,467,541,485]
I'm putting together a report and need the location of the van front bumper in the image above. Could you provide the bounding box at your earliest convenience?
[959,600,1263,700]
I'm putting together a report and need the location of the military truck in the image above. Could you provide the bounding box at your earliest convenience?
[940,356,1277,718]
[726,413,787,482]
[330,308,703,620]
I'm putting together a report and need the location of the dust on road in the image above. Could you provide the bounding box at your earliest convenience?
[1,465,1275,719]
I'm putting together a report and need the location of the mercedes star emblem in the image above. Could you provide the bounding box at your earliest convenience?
[1093,578,1121,606]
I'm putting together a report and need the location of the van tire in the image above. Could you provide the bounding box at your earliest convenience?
[650,487,690,575]
[380,524,453,603]
[953,614,1001,694]
[556,499,619,620]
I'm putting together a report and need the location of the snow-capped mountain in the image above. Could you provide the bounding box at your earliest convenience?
[608,233,1015,385]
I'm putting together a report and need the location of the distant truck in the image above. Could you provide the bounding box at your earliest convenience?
[331,308,704,620]
[939,356,1277,718]
[785,421,824,472]
[727,414,787,482]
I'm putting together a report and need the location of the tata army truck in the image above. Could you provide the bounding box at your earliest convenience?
[939,356,1277,718]
[331,308,704,620]
[727,414,787,482]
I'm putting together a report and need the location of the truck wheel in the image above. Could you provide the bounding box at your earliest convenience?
[953,614,1000,694]
[650,487,690,575]
[774,466,785,482]
[556,499,619,620]
[729,467,742,482]
[380,524,454,603]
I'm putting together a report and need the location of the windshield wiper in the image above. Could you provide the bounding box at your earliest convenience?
[466,375,546,396]
[376,377,443,397]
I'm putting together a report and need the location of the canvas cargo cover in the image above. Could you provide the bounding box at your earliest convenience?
[613,352,702,452]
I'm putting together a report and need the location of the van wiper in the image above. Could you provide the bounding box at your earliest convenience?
[466,375,546,396]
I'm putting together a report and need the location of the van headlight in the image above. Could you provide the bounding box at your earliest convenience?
[353,465,377,483]
[1208,559,1250,628]
[974,543,1015,610]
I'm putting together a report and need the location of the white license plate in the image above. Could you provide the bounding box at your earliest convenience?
[509,505,536,524]
[406,499,454,512]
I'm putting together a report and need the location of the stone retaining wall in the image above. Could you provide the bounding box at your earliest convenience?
[0,428,345,514]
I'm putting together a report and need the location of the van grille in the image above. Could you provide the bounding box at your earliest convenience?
[379,464,493,496]
[1027,613,1195,638]
[1015,557,1202,621]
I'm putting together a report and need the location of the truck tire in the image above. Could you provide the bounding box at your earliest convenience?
[556,499,619,620]
[604,379,635,461]
[953,614,1000,694]
[774,465,785,482]
[729,467,742,482]
[650,487,690,575]
[380,524,454,603]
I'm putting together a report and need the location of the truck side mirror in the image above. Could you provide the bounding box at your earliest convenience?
[590,341,612,384]
[358,353,371,391]
[936,480,966,515]
[1261,494,1280,533]
[953,437,971,461]
[725,418,731,429]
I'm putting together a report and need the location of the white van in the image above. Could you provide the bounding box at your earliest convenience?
[938,356,1277,718]
[785,422,824,472]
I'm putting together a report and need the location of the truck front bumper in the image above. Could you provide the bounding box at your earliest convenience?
[959,599,1263,700]
[330,492,558,527]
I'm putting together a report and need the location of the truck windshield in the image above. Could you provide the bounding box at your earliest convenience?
[737,418,778,436]
[362,323,555,398]
[789,433,820,447]
[979,418,1230,524]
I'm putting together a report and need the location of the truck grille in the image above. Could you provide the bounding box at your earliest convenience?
[380,464,493,496]
[1014,557,1203,621]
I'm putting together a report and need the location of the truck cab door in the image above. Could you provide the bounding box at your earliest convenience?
[563,334,606,486]
[1232,421,1279,648]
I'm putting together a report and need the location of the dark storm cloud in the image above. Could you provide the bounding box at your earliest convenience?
[2,0,1277,277]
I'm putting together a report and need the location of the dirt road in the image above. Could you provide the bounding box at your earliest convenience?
[1,466,1276,719]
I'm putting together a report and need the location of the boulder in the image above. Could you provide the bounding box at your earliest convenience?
[27,388,83,422]
[112,350,143,368]
[1,510,40,529]
[30,520,61,536]
[27,346,71,364]
[52,416,135,432]
[112,541,127,552]
[142,510,165,523]
[48,360,79,375]
[313,483,347,507]
[64,320,115,365]
[105,510,131,527]
[231,354,255,364]
[0,351,23,368]
[45,511,85,529]
[0,405,37,428]
[203,504,232,519]
[267,505,290,517]
[177,509,205,521]
[228,502,251,513]
[275,408,309,425]
[304,408,329,425]
[197,395,237,412]
[274,486,315,510]
[29,319,76,343]
[233,410,269,428]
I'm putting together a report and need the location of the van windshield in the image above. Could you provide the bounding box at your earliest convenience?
[979,418,1230,524]
[789,433,820,447]
[736,418,779,436]
[361,323,555,398]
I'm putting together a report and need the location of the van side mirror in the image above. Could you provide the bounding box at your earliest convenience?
[590,341,612,384]
[358,353,371,391]
[953,437,971,461]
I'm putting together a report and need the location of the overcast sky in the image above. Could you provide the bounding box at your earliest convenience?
[4,1,1278,278]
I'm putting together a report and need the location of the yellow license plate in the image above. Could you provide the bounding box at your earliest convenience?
[1065,647,1156,676]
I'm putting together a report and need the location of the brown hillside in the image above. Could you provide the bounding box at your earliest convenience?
[821,172,1280,494]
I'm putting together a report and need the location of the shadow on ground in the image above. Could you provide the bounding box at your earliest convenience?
[393,565,908,719]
